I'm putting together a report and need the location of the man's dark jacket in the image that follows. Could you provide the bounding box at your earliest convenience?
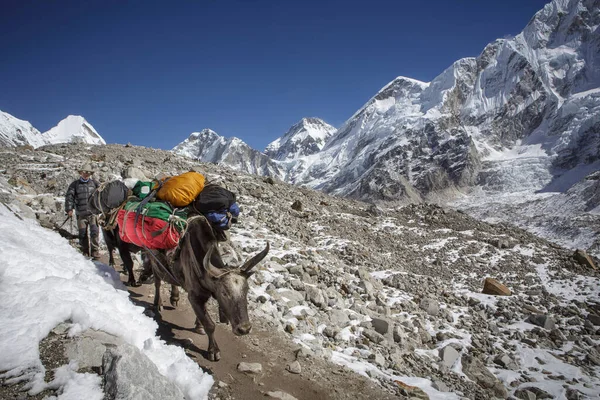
[65,178,99,218]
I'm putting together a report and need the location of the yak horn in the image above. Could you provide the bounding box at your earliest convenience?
[203,245,225,278]
[240,242,270,273]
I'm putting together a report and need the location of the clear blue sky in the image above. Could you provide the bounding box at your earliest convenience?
[1,0,549,151]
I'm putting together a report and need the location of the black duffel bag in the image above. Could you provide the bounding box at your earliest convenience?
[193,184,236,213]
[88,180,130,215]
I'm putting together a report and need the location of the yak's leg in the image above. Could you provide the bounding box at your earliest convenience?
[189,293,219,361]
[193,318,206,335]
[154,276,163,312]
[169,285,180,307]
[118,245,137,286]
[108,248,115,267]
[138,259,154,284]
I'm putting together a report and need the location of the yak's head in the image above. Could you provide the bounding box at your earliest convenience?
[182,215,269,336]
[202,243,269,335]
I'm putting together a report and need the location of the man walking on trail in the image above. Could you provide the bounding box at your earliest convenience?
[65,163,101,259]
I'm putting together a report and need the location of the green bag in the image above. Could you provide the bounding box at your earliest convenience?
[124,200,188,228]
[132,181,155,200]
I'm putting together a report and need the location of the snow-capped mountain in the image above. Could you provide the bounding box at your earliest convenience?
[171,0,599,255]
[291,0,600,202]
[42,115,106,146]
[172,129,283,177]
[265,117,336,161]
[0,112,106,148]
[0,110,46,148]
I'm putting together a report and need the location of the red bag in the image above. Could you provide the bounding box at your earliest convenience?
[116,209,181,249]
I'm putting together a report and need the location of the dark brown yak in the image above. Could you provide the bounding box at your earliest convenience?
[144,214,269,361]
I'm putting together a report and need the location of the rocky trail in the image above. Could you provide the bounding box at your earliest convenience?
[111,257,397,400]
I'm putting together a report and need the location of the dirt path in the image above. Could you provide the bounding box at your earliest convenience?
[108,258,398,400]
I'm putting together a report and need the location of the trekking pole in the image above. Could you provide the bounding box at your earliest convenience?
[58,215,72,229]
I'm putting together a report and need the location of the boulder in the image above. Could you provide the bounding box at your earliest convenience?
[526,314,556,330]
[419,298,439,316]
[291,200,303,211]
[573,249,597,270]
[305,286,325,308]
[439,345,460,368]
[103,343,185,400]
[461,355,507,398]
[482,278,511,296]
[362,329,386,344]
[371,317,391,336]
[394,381,430,399]
[329,309,350,327]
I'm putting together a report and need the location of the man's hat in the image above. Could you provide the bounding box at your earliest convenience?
[78,163,94,174]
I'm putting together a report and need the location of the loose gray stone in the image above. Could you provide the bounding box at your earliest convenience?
[290,279,305,291]
[286,360,301,374]
[266,391,298,400]
[371,317,391,336]
[369,352,386,366]
[323,326,338,338]
[461,355,507,398]
[329,309,350,327]
[419,298,439,316]
[439,345,460,368]
[103,343,185,400]
[587,314,600,326]
[237,362,263,374]
[362,329,386,344]
[432,379,450,392]
[306,286,325,308]
[526,314,556,330]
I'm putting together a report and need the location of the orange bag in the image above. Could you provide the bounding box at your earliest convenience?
[156,171,205,207]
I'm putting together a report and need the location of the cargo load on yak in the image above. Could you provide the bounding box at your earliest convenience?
[156,171,205,207]
[192,184,240,231]
[116,200,187,250]
[88,180,130,216]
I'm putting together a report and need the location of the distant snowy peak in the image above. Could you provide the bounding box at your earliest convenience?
[265,117,336,161]
[0,110,46,148]
[172,129,226,160]
[173,128,284,178]
[43,115,106,146]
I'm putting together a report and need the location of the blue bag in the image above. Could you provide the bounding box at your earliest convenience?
[204,202,240,231]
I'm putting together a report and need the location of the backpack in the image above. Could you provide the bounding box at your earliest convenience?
[88,180,129,215]
[116,200,187,250]
[156,171,205,207]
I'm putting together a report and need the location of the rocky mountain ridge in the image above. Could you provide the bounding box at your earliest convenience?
[264,117,336,161]
[0,142,599,399]
[172,128,282,178]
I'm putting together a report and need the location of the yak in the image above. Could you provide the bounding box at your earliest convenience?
[144,214,269,361]
[102,213,268,361]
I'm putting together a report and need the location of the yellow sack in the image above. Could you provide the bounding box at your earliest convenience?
[156,171,205,207]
